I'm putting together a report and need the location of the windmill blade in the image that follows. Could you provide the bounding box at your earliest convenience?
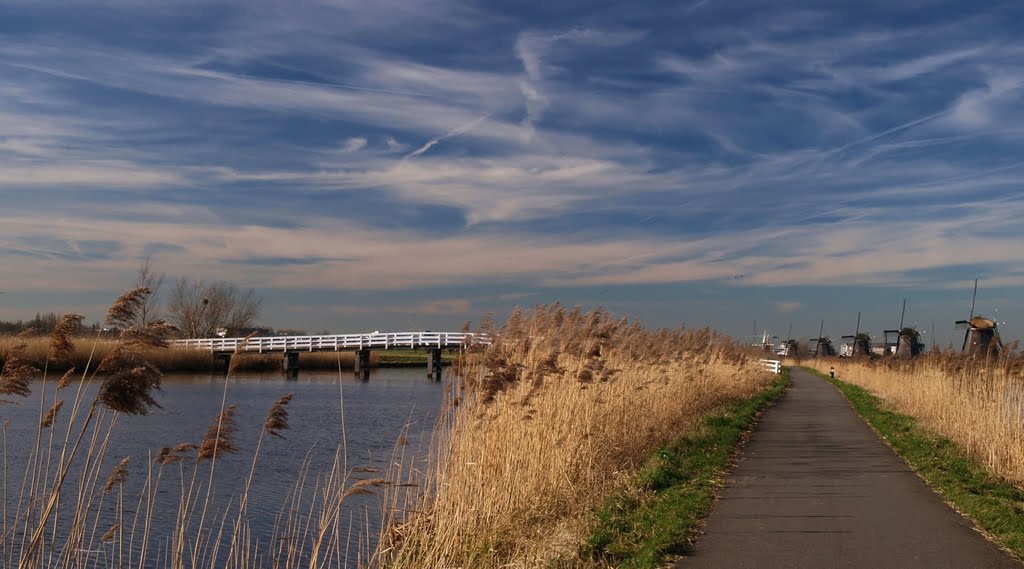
[962,329,970,352]
[954,320,970,330]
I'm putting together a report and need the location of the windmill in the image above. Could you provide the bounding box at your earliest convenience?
[955,279,1003,359]
[809,320,836,357]
[883,299,924,359]
[779,323,800,357]
[840,312,872,357]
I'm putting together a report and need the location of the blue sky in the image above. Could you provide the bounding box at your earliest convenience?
[1,0,1023,345]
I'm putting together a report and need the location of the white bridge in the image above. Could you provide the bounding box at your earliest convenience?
[172,331,489,380]
[172,331,488,353]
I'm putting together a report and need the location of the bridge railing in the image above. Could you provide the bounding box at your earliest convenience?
[759,359,782,374]
[172,332,491,353]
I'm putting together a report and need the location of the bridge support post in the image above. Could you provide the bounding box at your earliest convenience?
[213,352,232,376]
[427,348,443,381]
[355,349,371,381]
[283,351,299,378]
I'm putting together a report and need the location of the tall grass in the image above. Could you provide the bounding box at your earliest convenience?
[376,304,773,567]
[0,291,394,568]
[0,337,368,373]
[805,350,1024,485]
[3,297,771,568]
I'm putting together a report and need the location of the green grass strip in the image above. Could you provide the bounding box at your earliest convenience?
[584,370,790,569]
[807,367,1024,559]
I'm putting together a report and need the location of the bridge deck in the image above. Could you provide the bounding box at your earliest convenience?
[172,331,488,353]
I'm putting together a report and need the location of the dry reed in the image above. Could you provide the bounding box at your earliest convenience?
[377,304,773,568]
[806,349,1024,485]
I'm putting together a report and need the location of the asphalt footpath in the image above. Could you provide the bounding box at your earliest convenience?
[676,367,1021,569]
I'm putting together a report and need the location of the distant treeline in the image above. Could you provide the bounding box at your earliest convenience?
[0,312,101,335]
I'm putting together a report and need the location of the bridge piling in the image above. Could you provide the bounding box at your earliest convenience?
[213,352,231,376]
[427,348,443,381]
[355,349,371,381]
[283,351,299,378]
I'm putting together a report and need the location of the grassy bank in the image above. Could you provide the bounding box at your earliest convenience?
[0,336,453,373]
[586,369,789,568]
[803,355,1024,485]
[806,366,1024,558]
[375,305,777,568]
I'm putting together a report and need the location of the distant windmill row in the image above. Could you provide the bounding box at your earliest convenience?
[955,279,1003,358]
[772,279,1003,360]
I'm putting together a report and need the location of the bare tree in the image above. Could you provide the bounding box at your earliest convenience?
[133,257,165,326]
[167,278,263,338]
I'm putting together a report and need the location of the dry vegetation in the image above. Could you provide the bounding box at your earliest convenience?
[2,295,771,568]
[0,337,366,373]
[0,289,394,568]
[376,304,774,568]
[803,350,1024,485]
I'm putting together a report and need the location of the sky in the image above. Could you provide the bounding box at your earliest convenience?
[1,0,1023,346]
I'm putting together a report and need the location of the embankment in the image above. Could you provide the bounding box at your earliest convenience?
[803,358,1024,557]
[375,305,778,568]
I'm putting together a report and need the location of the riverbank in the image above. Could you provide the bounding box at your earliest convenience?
[0,336,456,373]
[586,369,790,568]
[804,363,1024,558]
[374,305,777,568]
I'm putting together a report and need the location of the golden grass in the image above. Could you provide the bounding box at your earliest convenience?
[376,305,774,568]
[804,352,1024,485]
[0,336,365,373]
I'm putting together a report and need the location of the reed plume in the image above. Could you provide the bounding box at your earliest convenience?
[101,523,120,542]
[120,319,176,350]
[105,287,151,329]
[48,313,84,363]
[103,457,130,494]
[157,442,197,466]
[40,400,64,428]
[198,406,239,461]
[56,367,76,390]
[0,336,36,399]
[95,346,162,415]
[264,393,294,438]
[344,478,388,498]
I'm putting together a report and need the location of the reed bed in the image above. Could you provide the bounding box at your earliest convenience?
[0,290,394,568]
[805,350,1024,485]
[376,304,773,568]
[0,337,366,373]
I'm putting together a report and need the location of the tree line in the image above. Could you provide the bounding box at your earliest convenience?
[2,259,267,339]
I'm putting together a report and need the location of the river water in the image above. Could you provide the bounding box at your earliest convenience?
[1,368,446,567]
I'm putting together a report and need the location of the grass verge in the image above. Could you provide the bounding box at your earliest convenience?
[806,367,1024,559]
[585,368,790,568]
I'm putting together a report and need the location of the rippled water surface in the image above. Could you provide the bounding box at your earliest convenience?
[2,368,446,567]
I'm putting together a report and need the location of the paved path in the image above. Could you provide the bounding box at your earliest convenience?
[677,368,1021,568]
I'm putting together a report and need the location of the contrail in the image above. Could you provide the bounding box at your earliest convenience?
[406,114,491,158]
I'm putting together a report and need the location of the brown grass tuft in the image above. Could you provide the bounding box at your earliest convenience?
[157,442,197,465]
[101,523,120,542]
[40,400,64,429]
[0,338,36,399]
[56,367,76,390]
[263,393,295,438]
[105,287,151,328]
[48,313,84,363]
[95,346,163,415]
[344,478,388,498]
[103,457,130,494]
[198,406,239,461]
[120,319,176,350]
